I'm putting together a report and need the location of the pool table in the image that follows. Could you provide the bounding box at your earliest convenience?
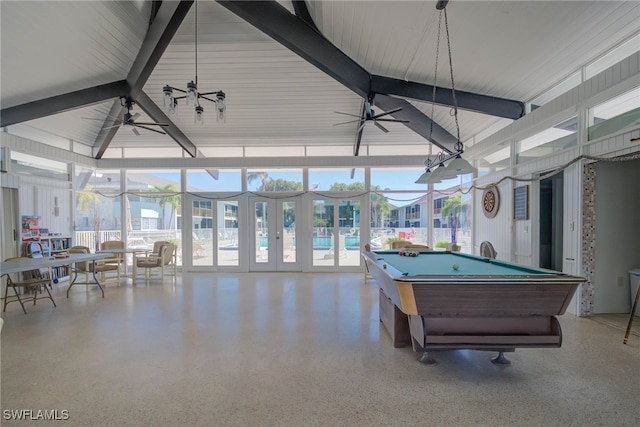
[363,250,586,365]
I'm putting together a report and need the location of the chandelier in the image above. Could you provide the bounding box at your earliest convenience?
[416,1,476,184]
[162,0,226,124]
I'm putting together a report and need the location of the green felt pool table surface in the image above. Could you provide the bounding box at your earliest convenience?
[372,250,562,278]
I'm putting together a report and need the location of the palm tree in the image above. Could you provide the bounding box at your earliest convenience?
[247,172,270,191]
[152,184,181,229]
[77,185,101,250]
[441,195,465,244]
[370,185,392,228]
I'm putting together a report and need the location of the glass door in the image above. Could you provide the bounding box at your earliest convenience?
[249,196,300,271]
[311,196,362,268]
[185,194,241,270]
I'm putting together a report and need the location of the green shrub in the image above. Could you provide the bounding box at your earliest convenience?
[435,240,448,249]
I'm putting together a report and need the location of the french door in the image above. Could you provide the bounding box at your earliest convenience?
[185,194,242,270]
[249,196,300,272]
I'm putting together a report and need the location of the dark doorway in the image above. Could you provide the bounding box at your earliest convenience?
[539,172,564,270]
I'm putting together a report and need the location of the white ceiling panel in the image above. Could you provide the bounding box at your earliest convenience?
[0,1,149,107]
[1,0,639,164]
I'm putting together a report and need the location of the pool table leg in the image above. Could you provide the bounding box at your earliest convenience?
[491,352,511,365]
[418,351,438,365]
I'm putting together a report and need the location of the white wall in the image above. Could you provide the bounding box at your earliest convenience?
[593,158,640,313]
[18,176,73,240]
[563,161,583,315]
[474,170,514,262]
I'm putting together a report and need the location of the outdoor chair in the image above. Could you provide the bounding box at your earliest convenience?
[68,246,121,285]
[135,243,177,281]
[100,240,126,273]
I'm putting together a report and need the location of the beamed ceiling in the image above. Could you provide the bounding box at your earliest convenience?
[1,1,639,163]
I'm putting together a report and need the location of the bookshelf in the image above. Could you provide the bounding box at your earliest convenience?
[40,236,72,256]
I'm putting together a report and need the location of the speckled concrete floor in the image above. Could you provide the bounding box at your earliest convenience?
[1,273,639,427]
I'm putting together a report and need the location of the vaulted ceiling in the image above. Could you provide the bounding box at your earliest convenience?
[1,1,638,163]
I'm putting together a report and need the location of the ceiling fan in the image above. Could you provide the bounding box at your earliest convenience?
[84,97,169,135]
[334,97,409,133]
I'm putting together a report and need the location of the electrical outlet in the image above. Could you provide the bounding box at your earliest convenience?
[617,276,624,287]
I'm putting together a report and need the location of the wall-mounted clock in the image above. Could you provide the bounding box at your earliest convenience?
[482,185,500,218]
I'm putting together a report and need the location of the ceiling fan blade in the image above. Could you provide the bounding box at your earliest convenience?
[131,113,140,121]
[81,113,122,121]
[101,123,123,130]
[333,119,363,126]
[334,111,364,118]
[134,122,170,127]
[374,121,389,133]
[375,118,410,123]
[132,127,140,136]
[372,107,403,119]
[135,124,167,135]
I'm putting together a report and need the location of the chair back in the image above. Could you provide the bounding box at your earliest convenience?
[101,240,124,251]
[480,241,497,259]
[152,241,170,255]
[160,244,176,266]
[68,246,91,271]
[101,240,125,262]
[26,242,44,259]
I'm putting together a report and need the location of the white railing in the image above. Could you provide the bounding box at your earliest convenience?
[75,230,181,251]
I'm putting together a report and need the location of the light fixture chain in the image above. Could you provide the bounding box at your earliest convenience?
[430,10,443,143]
[443,7,460,144]
[195,0,198,88]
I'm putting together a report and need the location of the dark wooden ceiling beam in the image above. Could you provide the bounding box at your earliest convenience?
[218,0,370,99]
[219,0,489,152]
[372,75,525,120]
[136,91,197,158]
[0,80,129,128]
[95,0,195,158]
[127,0,194,100]
[375,95,458,153]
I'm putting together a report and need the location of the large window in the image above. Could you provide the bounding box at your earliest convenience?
[308,168,364,191]
[246,169,303,191]
[125,170,182,264]
[11,151,68,181]
[516,116,578,163]
[588,88,640,140]
[186,169,241,192]
[75,169,121,251]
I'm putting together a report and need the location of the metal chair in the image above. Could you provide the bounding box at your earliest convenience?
[2,257,56,314]
[480,241,497,259]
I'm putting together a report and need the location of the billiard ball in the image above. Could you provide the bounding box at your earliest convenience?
[452,263,459,271]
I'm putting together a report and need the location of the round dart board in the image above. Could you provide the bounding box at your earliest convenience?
[482,185,500,218]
